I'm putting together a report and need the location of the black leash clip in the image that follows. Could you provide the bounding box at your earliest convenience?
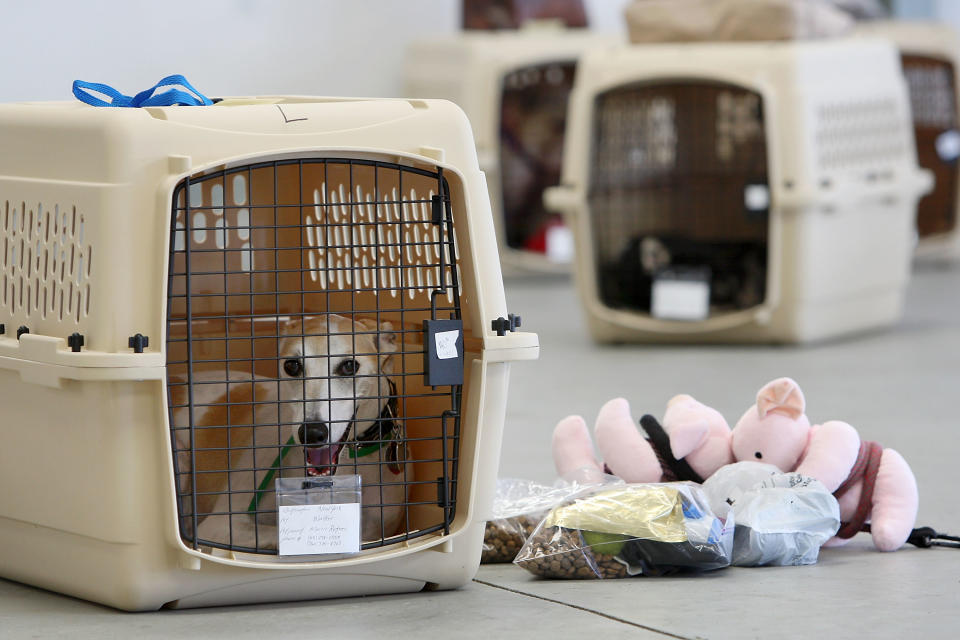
[906,526,960,549]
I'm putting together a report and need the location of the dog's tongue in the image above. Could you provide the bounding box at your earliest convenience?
[307,445,339,470]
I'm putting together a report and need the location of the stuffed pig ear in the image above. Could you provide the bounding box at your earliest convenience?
[756,377,805,420]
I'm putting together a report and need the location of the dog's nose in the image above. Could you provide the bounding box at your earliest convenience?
[299,421,329,445]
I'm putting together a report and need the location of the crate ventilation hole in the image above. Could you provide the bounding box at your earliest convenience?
[173,174,459,302]
[2,201,92,323]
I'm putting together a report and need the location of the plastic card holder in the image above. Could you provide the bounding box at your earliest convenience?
[276,475,362,556]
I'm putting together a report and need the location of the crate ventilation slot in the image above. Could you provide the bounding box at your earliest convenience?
[173,170,460,303]
[816,98,908,169]
[1,201,92,323]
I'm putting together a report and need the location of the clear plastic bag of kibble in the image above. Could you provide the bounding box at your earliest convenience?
[513,482,733,578]
[481,468,621,564]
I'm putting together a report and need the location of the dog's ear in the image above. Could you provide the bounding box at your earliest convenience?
[376,321,398,353]
[277,317,305,355]
[355,318,398,367]
[280,316,304,336]
[377,321,398,371]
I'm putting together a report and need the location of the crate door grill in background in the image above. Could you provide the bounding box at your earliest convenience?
[588,81,770,315]
[499,61,576,258]
[166,158,462,555]
[902,54,959,238]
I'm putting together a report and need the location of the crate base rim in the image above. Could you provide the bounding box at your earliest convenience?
[583,287,907,345]
[163,572,429,610]
[0,514,482,611]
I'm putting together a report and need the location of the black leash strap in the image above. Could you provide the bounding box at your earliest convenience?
[905,526,960,549]
[639,414,705,484]
[862,524,960,549]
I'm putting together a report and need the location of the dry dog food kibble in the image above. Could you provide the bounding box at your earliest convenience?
[481,514,542,564]
[513,526,629,579]
[513,484,733,579]
[591,551,629,579]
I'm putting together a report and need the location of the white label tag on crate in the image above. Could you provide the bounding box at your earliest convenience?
[546,224,574,263]
[278,503,361,555]
[435,329,460,360]
[651,272,710,321]
[744,184,770,211]
[936,129,960,162]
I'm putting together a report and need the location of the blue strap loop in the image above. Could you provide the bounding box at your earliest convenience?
[72,75,213,107]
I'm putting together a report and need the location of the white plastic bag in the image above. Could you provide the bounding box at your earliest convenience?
[702,462,840,566]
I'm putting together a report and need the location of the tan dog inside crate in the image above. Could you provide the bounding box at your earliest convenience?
[170,314,407,551]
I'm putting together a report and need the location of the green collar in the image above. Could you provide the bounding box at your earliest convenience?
[347,428,398,459]
[349,441,388,459]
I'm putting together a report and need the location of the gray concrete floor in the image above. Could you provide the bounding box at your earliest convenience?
[2,261,959,639]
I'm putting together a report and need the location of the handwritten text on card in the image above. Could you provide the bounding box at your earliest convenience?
[278,503,360,555]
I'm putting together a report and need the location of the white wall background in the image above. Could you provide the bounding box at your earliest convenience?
[3,0,958,105]
[0,0,630,104]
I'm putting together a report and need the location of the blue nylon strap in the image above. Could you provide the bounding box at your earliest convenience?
[72,75,212,107]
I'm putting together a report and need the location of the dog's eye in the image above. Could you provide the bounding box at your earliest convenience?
[335,359,360,376]
[283,358,303,377]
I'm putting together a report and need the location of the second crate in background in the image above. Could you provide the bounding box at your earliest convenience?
[546,38,932,343]
[405,25,616,273]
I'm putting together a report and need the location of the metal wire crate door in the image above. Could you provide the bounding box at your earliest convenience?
[902,54,959,238]
[166,158,463,555]
[499,61,576,257]
[589,81,770,316]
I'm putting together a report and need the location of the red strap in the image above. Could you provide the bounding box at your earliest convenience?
[835,441,884,539]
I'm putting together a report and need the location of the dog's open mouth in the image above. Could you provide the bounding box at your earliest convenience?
[304,431,351,476]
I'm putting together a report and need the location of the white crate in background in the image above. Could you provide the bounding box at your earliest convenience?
[405,26,617,274]
[546,38,932,343]
[856,20,960,260]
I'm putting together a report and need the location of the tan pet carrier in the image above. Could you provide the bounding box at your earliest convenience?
[0,97,538,610]
[405,26,616,273]
[856,20,960,259]
[546,38,932,343]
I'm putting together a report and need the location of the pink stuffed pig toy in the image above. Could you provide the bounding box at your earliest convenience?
[553,394,734,483]
[732,377,918,552]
